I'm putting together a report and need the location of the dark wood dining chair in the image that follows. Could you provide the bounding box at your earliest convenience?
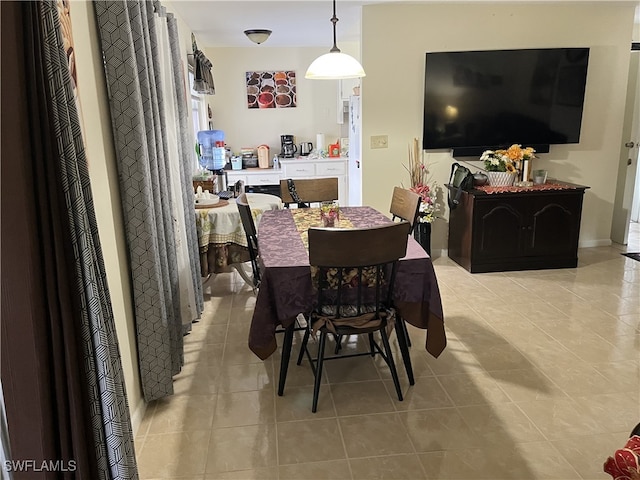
[296,221,411,412]
[279,177,339,208]
[236,193,261,288]
[390,186,421,233]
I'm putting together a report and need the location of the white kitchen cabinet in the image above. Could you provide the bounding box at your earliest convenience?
[281,157,348,205]
[226,158,349,204]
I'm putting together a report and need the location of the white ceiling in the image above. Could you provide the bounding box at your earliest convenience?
[168,0,640,49]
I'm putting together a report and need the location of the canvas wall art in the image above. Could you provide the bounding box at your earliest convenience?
[246,71,296,109]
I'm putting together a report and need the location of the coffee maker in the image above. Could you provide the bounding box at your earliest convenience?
[280,134,297,158]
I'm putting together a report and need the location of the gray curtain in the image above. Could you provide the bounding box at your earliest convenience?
[32,1,138,477]
[94,0,204,401]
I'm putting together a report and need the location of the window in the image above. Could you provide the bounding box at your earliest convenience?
[189,69,207,171]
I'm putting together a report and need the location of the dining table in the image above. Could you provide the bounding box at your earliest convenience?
[248,206,447,395]
[195,192,282,280]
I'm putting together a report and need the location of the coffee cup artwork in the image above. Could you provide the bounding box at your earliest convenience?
[246,70,297,109]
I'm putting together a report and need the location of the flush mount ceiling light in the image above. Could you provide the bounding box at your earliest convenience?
[305,0,365,79]
[244,29,272,45]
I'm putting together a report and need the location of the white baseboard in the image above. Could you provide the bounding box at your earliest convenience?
[129,397,147,436]
[579,239,612,248]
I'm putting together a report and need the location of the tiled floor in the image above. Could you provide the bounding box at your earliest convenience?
[134,222,640,480]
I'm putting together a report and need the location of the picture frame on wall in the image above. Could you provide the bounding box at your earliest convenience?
[246,71,297,109]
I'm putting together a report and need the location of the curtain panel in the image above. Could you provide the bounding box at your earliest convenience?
[94,0,204,401]
[1,1,138,478]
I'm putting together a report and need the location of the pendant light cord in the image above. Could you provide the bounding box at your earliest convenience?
[330,0,341,53]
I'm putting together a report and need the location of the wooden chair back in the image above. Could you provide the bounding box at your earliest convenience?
[236,193,260,286]
[279,177,339,207]
[309,221,410,269]
[389,186,421,232]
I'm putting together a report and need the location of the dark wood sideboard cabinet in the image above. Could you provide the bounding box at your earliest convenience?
[447,182,590,273]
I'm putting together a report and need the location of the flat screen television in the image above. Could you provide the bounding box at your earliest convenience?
[422,47,590,157]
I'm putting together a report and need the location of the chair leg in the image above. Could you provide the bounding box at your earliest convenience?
[380,327,403,402]
[278,324,295,396]
[296,327,311,366]
[312,332,327,413]
[368,333,375,356]
[395,317,415,385]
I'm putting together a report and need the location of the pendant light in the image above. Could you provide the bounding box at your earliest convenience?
[305,0,365,79]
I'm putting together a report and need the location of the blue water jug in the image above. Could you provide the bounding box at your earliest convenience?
[197,130,225,170]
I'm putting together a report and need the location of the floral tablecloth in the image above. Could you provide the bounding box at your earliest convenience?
[195,193,282,276]
[249,206,446,360]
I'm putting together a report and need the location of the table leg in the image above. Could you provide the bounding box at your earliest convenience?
[278,324,295,396]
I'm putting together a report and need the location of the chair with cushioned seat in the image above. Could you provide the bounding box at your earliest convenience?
[296,221,411,412]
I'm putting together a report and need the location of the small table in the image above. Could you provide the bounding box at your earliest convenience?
[248,206,446,394]
[195,193,282,281]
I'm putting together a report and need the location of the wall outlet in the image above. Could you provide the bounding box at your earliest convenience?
[370,135,388,149]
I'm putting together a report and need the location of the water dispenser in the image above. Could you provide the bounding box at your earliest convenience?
[196,130,226,170]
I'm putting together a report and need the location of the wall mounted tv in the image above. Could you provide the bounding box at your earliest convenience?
[422,47,590,157]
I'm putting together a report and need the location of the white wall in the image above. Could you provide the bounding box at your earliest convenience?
[201,45,344,155]
[361,2,636,252]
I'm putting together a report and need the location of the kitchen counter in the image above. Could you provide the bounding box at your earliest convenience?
[226,156,349,204]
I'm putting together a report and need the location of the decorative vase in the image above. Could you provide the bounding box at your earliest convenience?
[413,222,432,256]
[487,171,516,187]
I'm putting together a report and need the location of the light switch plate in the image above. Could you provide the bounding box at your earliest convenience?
[370,135,388,149]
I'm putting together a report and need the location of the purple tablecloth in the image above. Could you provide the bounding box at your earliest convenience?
[248,207,446,359]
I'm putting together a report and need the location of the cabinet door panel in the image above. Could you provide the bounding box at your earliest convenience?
[283,163,315,177]
[317,162,346,176]
[474,202,524,260]
[528,198,581,256]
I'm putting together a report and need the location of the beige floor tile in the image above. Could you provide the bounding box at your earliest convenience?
[137,243,640,478]
[339,413,414,458]
[436,372,511,406]
[216,363,275,393]
[275,385,337,421]
[279,460,352,480]
[172,365,221,396]
[205,467,278,479]
[551,432,628,479]
[542,364,617,396]
[147,394,216,434]
[516,398,605,440]
[277,418,347,465]
[385,376,453,411]
[458,403,546,445]
[400,408,486,452]
[137,430,210,479]
[184,344,225,368]
[330,380,396,416]
[490,368,568,402]
[206,424,277,473]
[422,345,485,376]
[469,343,536,371]
[222,341,271,366]
[349,454,426,479]
[592,360,640,393]
[323,356,382,383]
[573,393,640,434]
[212,390,275,428]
